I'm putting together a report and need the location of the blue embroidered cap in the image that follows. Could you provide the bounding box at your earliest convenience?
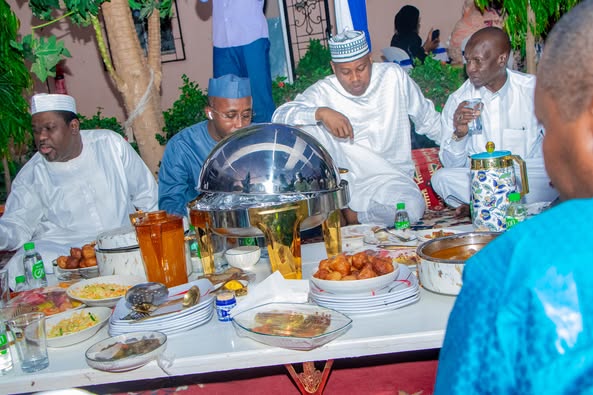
[208,74,251,99]
[329,30,370,63]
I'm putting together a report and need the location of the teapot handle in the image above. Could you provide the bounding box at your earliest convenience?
[511,155,530,197]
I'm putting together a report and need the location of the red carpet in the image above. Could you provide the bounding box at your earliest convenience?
[94,351,439,395]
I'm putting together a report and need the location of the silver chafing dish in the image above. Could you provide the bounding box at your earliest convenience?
[188,123,350,279]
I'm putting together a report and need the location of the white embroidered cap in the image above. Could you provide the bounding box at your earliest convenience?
[329,30,370,63]
[31,93,77,115]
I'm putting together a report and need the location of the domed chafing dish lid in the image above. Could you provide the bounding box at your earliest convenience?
[198,123,342,195]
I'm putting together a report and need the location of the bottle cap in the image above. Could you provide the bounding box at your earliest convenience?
[508,192,521,202]
[396,202,405,210]
[189,225,196,231]
[23,242,35,251]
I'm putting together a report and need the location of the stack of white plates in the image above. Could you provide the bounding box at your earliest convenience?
[309,265,420,315]
[109,279,215,336]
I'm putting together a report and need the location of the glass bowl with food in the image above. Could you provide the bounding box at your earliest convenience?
[232,302,352,350]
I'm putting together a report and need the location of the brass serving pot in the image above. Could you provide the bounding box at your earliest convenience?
[416,232,500,295]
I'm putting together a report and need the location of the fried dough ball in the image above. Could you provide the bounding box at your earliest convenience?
[357,263,377,279]
[66,256,81,269]
[81,244,95,259]
[57,255,69,269]
[318,259,332,272]
[350,251,369,270]
[325,271,343,281]
[313,269,330,279]
[80,257,97,268]
[371,256,395,276]
[329,255,351,277]
[341,274,357,281]
[70,247,83,259]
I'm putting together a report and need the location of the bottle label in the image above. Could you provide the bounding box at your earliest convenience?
[395,220,410,230]
[506,217,519,229]
[0,333,6,348]
[15,275,25,284]
[32,260,46,279]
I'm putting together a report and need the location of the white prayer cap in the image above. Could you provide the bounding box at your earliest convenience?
[329,29,370,63]
[31,93,77,115]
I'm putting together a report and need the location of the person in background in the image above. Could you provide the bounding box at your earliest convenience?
[206,0,275,123]
[447,0,504,66]
[435,2,593,392]
[431,27,557,216]
[158,75,252,217]
[390,5,439,64]
[0,93,158,275]
[273,30,441,226]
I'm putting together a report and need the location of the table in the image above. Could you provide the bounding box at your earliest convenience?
[0,242,457,394]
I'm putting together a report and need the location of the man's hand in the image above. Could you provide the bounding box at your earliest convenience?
[341,207,359,225]
[452,101,480,139]
[315,107,354,139]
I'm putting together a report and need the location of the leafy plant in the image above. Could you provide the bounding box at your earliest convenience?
[158,74,208,145]
[409,56,466,112]
[79,109,139,153]
[272,39,332,106]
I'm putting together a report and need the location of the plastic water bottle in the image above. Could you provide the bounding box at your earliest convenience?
[13,250,28,292]
[188,226,203,276]
[505,192,527,230]
[0,322,13,374]
[394,202,411,230]
[23,242,48,289]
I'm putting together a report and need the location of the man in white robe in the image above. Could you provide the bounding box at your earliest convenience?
[432,27,558,214]
[272,30,441,225]
[0,94,158,280]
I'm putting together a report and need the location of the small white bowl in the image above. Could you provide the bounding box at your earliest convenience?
[46,307,111,348]
[224,246,261,270]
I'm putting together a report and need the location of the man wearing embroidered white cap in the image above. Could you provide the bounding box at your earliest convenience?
[158,74,253,217]
[272,30,441,226]
[0,93,158,280]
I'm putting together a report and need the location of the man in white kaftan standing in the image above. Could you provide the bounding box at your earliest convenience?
[0,94,158,280]
[272,30,441,225]
[431,27,558,215]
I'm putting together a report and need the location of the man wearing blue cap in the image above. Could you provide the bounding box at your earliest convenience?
[158,74,253,217]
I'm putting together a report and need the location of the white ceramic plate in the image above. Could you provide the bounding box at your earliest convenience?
[363,228,418,245]
[232,303,352,351]
[85,331,167,372]
[46,307,111,348]
[310,266,399,295]
[67,275,145,307]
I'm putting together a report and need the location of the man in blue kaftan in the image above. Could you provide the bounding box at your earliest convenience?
[435,2,593,393]
[158,75,252,217]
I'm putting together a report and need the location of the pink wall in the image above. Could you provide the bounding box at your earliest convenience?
[9,0,465,122]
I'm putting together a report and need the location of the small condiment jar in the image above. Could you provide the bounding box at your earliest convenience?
[216,291,237,322]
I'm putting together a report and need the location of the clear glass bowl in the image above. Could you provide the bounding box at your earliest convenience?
[232,302,352,351]
[85,331,167,372]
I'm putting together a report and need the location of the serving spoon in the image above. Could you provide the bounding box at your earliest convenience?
[131,286,201,322]
[124,286,201,320]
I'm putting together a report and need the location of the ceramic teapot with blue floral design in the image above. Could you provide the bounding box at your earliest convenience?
[470,142,529,231]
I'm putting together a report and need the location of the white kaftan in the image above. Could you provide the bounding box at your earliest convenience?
[272,62,441,225]
[0,130,158,283]
[432,70,558,205]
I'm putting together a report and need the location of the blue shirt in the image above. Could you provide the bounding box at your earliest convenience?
[435,199,593,394]
[158,121,216,217]
[211,0,268,48]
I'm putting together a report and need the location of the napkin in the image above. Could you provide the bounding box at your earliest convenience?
[230,271,310,317]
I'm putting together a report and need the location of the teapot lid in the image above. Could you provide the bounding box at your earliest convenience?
[471,141,511,160]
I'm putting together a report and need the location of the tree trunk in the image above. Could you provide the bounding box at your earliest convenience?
[2,156,10,197]
[101,0,165,176]
[526,2,537,74]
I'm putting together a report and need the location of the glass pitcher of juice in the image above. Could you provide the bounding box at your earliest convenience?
[134,210,188,288]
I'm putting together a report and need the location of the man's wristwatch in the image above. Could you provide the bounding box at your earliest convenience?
[451,130,466,142]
